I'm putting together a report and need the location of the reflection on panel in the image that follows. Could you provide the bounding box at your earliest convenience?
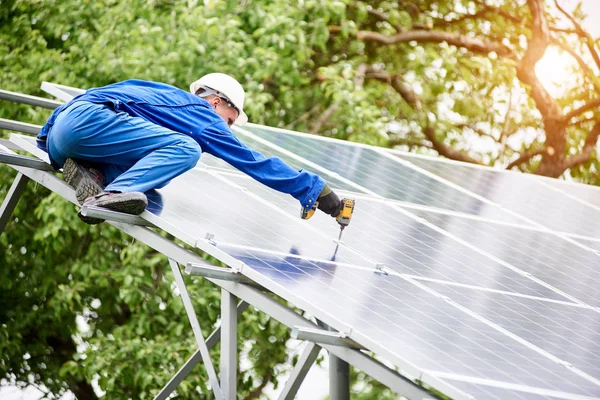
[155,169,375,267]
[422,282,600,381]
[445,378,582,400]
[540,178,600,210]
[218,172,570,301]
[240,126,523,223]
[410,209,600,307]
[219,245,600,399]
[397,153,600,239]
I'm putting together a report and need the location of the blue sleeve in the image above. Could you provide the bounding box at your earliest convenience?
[194,121,326,209]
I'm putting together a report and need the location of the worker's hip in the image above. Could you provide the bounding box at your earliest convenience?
[46,100,200,169]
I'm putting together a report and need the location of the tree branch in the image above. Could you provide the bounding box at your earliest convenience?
[363,68,421,109]
[310,102,338,134]
[554,0,600,70]
[388,137,433,149]
[564,121,600,169]
[243,371,272,400]
[564,98,600,121]
[550,37,600,92]
[506,148,548,170]
[347,29,516,58]
[422,126,484,164]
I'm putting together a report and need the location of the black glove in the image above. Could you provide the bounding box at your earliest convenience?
[317,184,342,217]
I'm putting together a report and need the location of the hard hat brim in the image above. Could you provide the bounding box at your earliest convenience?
[235,110,248,126]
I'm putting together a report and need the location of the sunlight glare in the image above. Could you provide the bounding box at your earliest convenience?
[534,47,577,97]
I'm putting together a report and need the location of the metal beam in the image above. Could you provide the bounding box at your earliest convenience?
[153,301,249,400]
[186,262,254,284]
[278,342,321,400]
[0,118,42,135]
[0,152,54,171]
[220,289,238,399]
[0,89,63,109]
[0,139,22,151]
[292,327,363,349]
[0,172,29,233]
[4,163,451,400]
[330,349,350,400]
[80,205,156,227]
[167,259,223,399]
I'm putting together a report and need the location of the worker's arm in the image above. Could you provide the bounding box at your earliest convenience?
[194,121,340,214]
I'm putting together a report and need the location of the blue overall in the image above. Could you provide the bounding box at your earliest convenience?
[37,80,325,209]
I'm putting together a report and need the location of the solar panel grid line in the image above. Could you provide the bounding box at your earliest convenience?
[403,276,600,390]
[394,151,600,240]
[429,372,600,400]
[233,126,383,198]
[410,208,600,309]
[231,252,476,400]
[373,146,567,234]
[403,275,585,307]
[236,245,600,398]
[422,283,600,388]
[203,168,385,268]
[211,241,379,273]
[384,202,586,305]
[328,189,546,231]
[538,180,600,214]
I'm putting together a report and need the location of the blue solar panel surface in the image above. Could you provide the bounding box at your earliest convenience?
[12,103,600,400]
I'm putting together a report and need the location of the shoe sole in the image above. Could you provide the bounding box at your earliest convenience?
[63,158,105,204]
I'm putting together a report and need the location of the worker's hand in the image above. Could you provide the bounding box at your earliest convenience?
[317,184,342,217]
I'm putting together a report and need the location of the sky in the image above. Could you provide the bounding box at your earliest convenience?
[3,1,600,400]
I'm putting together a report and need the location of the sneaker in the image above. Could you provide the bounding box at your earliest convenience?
[63,158,106,205]
[78,191,148,225]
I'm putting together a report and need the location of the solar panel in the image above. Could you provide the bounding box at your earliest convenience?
[391,152,600,239]
[9,83,600,399]
[420,282,600,379]
[218,250,600,398]
[237,125,527,225]
[408,208,600,307]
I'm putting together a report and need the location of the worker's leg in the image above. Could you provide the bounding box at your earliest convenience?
[47,101,201,193]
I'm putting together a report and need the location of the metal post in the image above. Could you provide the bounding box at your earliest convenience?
[0,172,29,234]
[278,342,321,400]
[329,328,350,400]
[154,301,249,400]
[167,258,223,399]
[220,289,238,399]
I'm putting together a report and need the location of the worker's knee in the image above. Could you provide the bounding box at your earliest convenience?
[179,137,201,168]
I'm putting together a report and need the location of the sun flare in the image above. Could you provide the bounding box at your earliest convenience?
[534,47,577,97]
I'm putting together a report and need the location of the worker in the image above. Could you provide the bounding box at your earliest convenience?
[36,73,342,224]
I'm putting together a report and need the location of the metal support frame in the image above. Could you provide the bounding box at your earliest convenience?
[329,345,350,400]
[186,262,254,285]
[0,172,29,233]
[292,326,363,349]
[220,289,238,399]
[1,159,443,400]
[277,342,321,400]
[0,89,62,109]
[80,205,156,227]
[153,301,249,400]
[167,258,223,399]
[0,152,55,171]
[0,118,42,135]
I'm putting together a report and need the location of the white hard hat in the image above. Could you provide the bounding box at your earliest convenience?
[190,73,248,125]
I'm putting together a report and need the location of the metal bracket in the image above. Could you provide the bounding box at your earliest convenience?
[291,326,364,350]
[80,205,156,227]
[185,262,254,285]
[0,118,42,135]
[0,152,54,171]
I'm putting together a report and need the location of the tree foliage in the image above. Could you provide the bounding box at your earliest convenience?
[1,0,599,399]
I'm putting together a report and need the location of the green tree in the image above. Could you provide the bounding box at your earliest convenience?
[2,0,599,399]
